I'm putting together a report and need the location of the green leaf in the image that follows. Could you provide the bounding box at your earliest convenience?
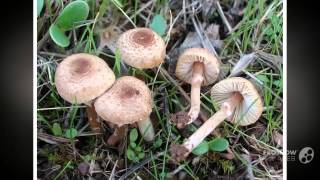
[56,0,89,30]
[273,80,282,88]
[129,128,138,142]
[149,14,167,36]
[49,24,70,47]
[135,146,142,152]
[209,138,229,152]
[98,0,109,18]
[257,74,269,83]
[192,141,209,155]
[138,152,145,159]
[153,138,162,148]
[130,142,137,148]
[37,0,44,17]
[64,128,78,139]
[52,123,62,136]
[113,48,121,77]
[126,148,135,161]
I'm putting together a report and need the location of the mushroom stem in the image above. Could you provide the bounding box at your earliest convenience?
[171,92,242,161]
[137,117,155,142]
[85,104,102,133]
[186,62,204,126]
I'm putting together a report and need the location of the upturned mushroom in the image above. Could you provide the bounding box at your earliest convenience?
[173,48,220,128]
[116,27,166,69]
[170,77,263,162]
[55,53,115,133]
[94,76,155,142]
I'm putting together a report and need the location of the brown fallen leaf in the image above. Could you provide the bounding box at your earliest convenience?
[107,125,127,146]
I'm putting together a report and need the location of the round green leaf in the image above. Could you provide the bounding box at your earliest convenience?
[135,146,142,152]
[129,128,138,142]
[209,138,229,152]
[37,0,44,17]
[153,138,163,148]
[130,142,137,148]
[126,148,135,161]
[65,128,78,139]
[56,0,89,30]
[192,141,209,155]
[138,152,145,159]
[49,24,70,47]
[52,123,62,136]
[149,14,167,36]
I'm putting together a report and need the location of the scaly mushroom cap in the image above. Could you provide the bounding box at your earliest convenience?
[175,48,220,86]
[55,53,115,104]
[211,77,263,126]
[94,76,152,126]
[117,28,166,69]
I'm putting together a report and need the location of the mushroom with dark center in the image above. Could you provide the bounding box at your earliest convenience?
[117,27,166,69]
[55,53,116,133]
[173,48,220,128]
[94,76,155,142]
[170,77,263,162]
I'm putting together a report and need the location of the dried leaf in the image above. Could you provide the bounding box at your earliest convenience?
[180,24,223,53]
[230,53,257,76]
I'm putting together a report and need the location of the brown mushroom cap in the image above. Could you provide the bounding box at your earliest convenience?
[210,77,263,126]
[94,76,152,126]
[175,48,220,86]
[55,53,115,104]
[117,28,166,69]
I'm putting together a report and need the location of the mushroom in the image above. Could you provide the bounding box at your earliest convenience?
[173,48,220,128]
[94,76,155,142]
[117,27,166,69]
[170,77,263,162]
[55,53,115,133]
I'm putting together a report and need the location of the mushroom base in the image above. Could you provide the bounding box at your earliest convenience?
[137,117,155,142]
[169,144,190,163]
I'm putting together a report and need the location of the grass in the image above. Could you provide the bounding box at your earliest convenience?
[37,0,283,179]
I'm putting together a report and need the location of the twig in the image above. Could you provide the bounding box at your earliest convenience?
[242,149,255,180]
[108,160,118,180]
[38,132,79,144]
[213,0,242,54]
[37,106,87,111]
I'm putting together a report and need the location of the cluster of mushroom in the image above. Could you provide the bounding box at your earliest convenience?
[54,26,264,163]
[170,48,263,162]
[54,28,166,143]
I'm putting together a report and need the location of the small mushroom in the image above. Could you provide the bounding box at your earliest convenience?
[94,76,155,142]
[55,53,115,132]
[170,77,263,162]
[174,48,220,128]
[117,27,166,69]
